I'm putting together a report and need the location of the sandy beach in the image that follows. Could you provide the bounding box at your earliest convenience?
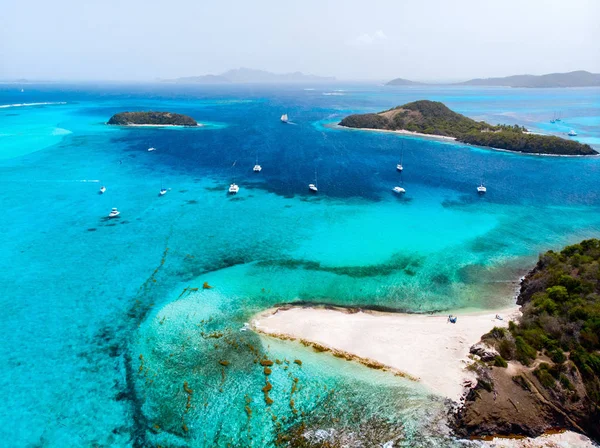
[329,122,457,142]
[332,123,599,157]
[112,123,202,128]
[252,305,521,401]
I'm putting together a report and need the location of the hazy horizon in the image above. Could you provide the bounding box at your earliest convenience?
[1,0,599,82]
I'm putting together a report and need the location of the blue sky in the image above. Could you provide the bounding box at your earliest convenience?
[1,0,599,81]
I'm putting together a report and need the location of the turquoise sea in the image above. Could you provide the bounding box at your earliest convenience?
[1,83,599,447]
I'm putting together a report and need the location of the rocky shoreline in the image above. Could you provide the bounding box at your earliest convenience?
[451,242,600,443]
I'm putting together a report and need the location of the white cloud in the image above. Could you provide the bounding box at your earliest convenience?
[351,30,388,46]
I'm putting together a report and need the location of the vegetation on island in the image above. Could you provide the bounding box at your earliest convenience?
[456,239,600,441]
[107,111,198,126]
[339,100,596,156]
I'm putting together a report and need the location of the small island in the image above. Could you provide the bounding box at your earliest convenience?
[339,100,596,156]
[107,111,198,127]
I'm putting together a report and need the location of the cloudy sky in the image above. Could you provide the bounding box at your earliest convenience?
[1,0,598,81]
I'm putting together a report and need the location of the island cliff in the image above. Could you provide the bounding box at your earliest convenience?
[453,239,600,443]
[339,100,596,156]
[107,111,198,126]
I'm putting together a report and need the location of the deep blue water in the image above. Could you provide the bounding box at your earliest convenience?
[1,83,599,447]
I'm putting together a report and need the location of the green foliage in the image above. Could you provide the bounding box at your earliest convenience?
[548,348,566,364]
[107,111,198,126]
[493,356,508,368]
[339,100,596,155]
[515,239,600,407]
[534,364,557,389]
[546,285,569,302]
[515,336,537,366]
[498,338,516,360]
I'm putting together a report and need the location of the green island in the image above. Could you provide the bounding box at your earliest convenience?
[454,239,600,441]
[107,111,198,126]
[339,100,596,156]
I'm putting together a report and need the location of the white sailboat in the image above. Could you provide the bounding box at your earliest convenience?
[159,181,167,196]
[308,169,318,192]
[280,114,289,123]
[253,154,262,172]
[396,143,404,172]
[229,160,240,194]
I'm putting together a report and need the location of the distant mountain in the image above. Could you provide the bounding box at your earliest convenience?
[385,77,425,86]
[166,68,335,84]
[385,71,600,88]
[169,74,231,84]
[457,70,600,88]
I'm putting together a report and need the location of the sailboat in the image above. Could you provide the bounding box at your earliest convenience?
[229,160,240,194]
[159,180,167,196]
[308,169,318,193]
[280,114,289,123]
[396,143,404,172]
[253,154,262,172]
[550,112,556,124]
[555,111,562,122]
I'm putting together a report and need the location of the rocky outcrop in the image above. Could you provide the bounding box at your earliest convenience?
[469,343,499,362]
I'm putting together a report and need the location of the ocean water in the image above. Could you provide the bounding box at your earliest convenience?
[1,83,599,447]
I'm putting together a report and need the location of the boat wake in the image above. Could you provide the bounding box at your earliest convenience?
[0,101,67,109]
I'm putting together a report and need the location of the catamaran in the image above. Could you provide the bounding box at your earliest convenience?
[308,169,318,192]
[280,114,289,123]
[108,207,120,218]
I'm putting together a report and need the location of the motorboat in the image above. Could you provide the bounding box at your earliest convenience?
[393,186,406,194]
[568,130,577,136]
[99,186,106,194]
[228,183,239,194]
[108,207,120,218]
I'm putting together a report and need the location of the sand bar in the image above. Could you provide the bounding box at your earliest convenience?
[252,305,521,401]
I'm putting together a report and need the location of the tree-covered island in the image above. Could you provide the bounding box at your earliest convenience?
[339,100,596,156]
[107,111,198,126]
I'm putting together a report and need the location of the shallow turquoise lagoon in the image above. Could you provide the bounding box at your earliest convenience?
[1,83,599,446]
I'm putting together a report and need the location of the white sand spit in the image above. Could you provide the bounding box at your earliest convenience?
[252,305,521,401]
